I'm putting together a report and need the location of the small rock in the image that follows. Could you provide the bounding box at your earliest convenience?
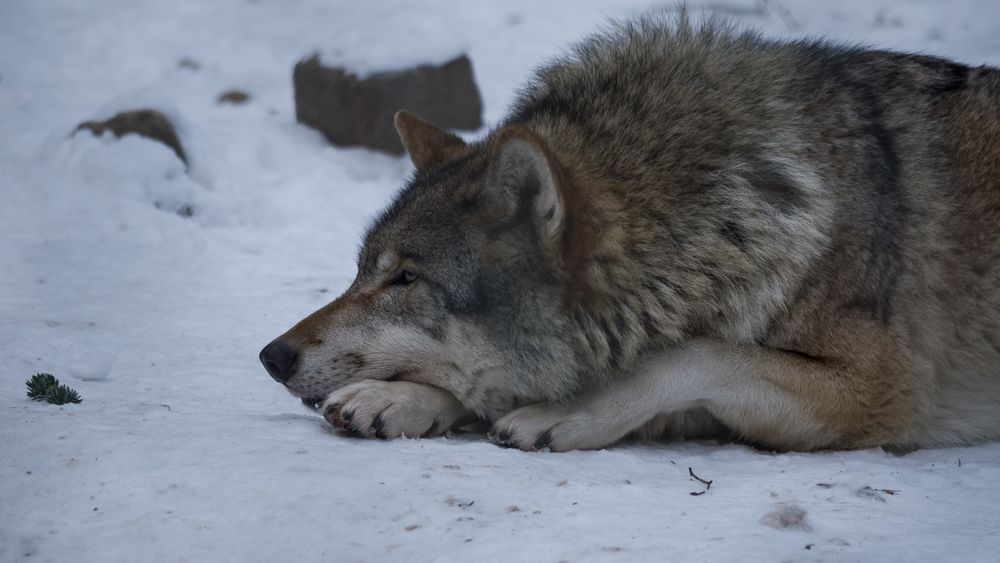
[292,54,482,154]
[445,497,475,508]
[77,109,186,164]
[177,57,201,71]
[856,486,888,502]
[217,89,250,105]
[156,202,194,218]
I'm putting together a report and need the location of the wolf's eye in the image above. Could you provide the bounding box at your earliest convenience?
[393,269,417,285]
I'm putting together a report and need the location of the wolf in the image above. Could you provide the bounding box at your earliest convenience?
[260,16,1000,452]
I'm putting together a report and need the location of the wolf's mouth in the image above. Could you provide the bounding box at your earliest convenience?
[301,397,323,411]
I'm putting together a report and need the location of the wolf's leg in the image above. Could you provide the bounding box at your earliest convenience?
[631,408,733,443]
[321,380,474,439]
[490,336,913,451]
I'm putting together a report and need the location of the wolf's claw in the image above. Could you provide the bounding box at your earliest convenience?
[489,403,621,451]
[319,380,470,441]
[487,426,516,448]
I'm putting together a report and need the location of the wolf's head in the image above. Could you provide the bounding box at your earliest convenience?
[260,112,583,418]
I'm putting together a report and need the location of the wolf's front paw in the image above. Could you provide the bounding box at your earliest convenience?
[320,380,469,440]
[488,403,621,452]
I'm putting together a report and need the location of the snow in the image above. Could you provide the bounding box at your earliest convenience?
[317,6,469,78]
[2,0,999,561]
[62,350,118,383]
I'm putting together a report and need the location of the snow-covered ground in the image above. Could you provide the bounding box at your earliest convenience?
[2,0,1000,561]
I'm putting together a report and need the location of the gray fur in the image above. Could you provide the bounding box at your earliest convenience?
[263,14,1000,451]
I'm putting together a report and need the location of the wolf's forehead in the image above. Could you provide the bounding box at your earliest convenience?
[355,236,397,271]
[375,252,396,272]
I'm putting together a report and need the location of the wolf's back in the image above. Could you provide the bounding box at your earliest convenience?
[507,16,1000,440]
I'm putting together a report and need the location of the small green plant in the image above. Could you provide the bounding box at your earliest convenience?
[26,373,58,400]
[26,373,82,405]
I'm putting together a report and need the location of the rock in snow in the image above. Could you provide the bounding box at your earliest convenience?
[217,89,251,105]
[77,109,187,164]
[292,54,483,154]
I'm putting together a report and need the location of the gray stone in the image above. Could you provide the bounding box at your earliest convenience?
[293,54,482,154]
[77,109,186,164]
[217,89,251,105]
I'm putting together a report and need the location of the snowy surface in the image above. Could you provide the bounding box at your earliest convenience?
[2,0,1000,561]
[316,7,469,78]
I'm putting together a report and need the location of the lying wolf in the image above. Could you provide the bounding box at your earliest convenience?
[260,17,1000,452]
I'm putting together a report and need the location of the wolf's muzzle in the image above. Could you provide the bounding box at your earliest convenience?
[259,339,299,384]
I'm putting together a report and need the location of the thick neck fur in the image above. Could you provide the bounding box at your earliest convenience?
[548,153,689,385]
[489,17,842,389]
[521,119,830,388]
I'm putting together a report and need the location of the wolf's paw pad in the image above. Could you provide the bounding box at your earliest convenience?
[320,380,461,440]
[489,404,609,452]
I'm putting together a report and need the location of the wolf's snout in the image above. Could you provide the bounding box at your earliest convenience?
[259,339,298,383]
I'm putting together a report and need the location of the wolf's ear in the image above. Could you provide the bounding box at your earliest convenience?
[486,127,566,247]
[394,110,466,171]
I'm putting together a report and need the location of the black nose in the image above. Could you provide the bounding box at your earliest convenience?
[260,339,299,383]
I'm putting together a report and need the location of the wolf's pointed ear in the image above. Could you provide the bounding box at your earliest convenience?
[486,127,566,247]
[394,110,467,171]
